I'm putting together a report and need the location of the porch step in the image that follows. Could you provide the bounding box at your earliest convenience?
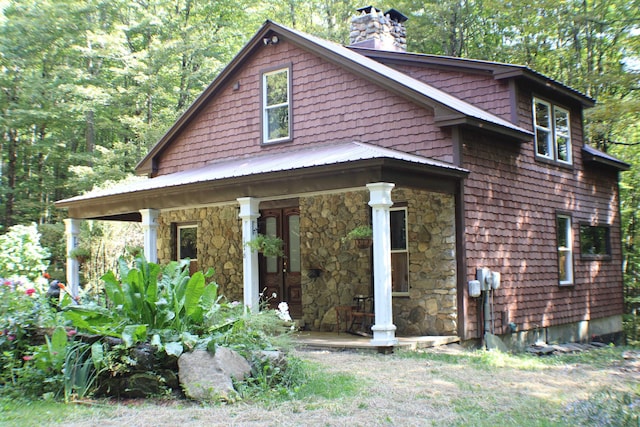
[293,332,460,352]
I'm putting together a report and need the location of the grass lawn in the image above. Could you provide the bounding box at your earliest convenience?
[1,345,638,427]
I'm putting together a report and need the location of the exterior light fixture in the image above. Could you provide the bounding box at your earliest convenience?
[263,35,279,45]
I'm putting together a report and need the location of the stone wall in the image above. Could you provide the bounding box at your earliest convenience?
[157,205,244,302]
[301,188,457,336]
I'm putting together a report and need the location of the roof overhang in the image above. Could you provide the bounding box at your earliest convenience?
[582,145,630,171]
[57,142,469,221]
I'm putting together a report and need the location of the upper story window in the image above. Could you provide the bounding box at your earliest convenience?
[533,98,572,165]
[262,67,291,143]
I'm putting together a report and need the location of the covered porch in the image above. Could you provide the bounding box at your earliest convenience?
[55,142,468,348]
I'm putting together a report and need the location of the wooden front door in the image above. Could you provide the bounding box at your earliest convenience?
[259,207,302,318]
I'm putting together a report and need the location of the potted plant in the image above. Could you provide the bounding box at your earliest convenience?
[343,225,373,249]
[246,234,285,257]
[69,246,91,263]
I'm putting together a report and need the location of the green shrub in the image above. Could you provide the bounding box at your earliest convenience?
[0,224,50,281]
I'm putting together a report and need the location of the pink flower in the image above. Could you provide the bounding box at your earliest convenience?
[25,288,36,296]
[22,355,33,361]
[3,280,11,286]
[7,335,15,341]
[66,329,77,337]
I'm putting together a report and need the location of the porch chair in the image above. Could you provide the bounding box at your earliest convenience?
[349,296,375,336]
[335,305,353,334]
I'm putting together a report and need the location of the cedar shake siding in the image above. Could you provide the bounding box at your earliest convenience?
[155,40,454,176]
[462,126,623,338]
[390,64,513,123]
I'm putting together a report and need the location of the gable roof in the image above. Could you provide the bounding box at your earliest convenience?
[56,141,468,220]
[136,20,533,175]
[348,48,595,108]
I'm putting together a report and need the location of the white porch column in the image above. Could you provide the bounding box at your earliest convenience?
[367,182,398,347]
[64,218,81,299]
[238,197,260,312]
[140,209,160,263]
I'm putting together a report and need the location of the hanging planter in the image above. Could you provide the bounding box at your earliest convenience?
[246,234,285,257]
[343,225,373,250]
[69,247,91,264]
[354,238,373,249]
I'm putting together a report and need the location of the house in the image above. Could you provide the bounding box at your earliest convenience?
[56,6,629,348]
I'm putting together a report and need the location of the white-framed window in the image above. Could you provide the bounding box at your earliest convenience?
[262,67,290,143]
[390,207,409,294]
[177,225,197,261]
[533,98,572,164]
[557,214,573,285]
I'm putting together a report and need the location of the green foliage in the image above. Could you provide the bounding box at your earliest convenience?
[0,224,50,281]
[246,234,285,257]
[342,225,373,242]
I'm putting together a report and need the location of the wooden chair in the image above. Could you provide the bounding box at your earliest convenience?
[335,305,353,334]
[349,296,375,336]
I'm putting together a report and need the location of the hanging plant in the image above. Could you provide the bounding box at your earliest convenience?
[246,234,285,257]
[69,247,91,263]
[342,225,373,248]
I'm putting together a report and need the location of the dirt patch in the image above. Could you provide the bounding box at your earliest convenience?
[62,346,639,427]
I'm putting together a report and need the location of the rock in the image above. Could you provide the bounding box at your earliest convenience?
[178,348,251,401]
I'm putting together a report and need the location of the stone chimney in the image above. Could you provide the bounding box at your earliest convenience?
[349,6,408,52]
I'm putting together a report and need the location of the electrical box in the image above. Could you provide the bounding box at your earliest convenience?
[491,271,501,290]
[476,267,493,291]
[468,280,481,297]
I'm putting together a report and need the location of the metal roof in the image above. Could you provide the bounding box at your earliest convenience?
[275,22,532,137]
[57,141,468,206]
[582,145,630,171]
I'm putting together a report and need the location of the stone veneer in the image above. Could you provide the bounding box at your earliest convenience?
[302,189,457,336]
[157,205,244,303]
[156,187,457,336]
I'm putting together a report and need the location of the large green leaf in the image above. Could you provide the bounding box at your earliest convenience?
[184,271,205,322]
[122,324,147,348]
[164,341,183,358]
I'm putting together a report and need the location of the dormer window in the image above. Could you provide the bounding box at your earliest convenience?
[533,98,572,165]
[262,67,291,143]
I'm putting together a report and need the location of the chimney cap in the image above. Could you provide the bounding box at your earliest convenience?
[384,8,408,23]
[356,5,381,14]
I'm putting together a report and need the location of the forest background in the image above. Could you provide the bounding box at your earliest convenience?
[0,0,639,320]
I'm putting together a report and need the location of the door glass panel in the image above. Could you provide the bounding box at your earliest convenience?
[265,217,278,273]
[288,214,300,272]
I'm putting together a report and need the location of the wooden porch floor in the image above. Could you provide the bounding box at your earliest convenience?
[293,331,460,352]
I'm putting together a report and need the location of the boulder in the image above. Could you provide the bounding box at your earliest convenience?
[178,348,251,401]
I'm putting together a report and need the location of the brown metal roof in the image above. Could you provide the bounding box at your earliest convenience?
[56,141,468,220]
[348,47,596,108]
[582,145,630,171]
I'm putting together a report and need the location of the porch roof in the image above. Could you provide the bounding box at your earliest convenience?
[56,141,468,221]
